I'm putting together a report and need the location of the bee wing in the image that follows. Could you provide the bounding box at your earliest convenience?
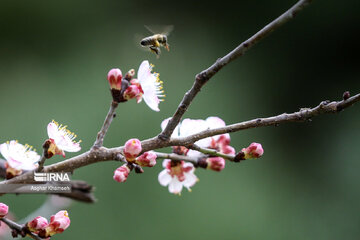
[144,25,156,34]
[144,25,174,36]
[161,25,174,36]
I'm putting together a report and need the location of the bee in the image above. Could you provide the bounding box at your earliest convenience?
[140,25,173,56]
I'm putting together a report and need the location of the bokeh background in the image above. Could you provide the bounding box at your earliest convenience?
[0,0,359,239]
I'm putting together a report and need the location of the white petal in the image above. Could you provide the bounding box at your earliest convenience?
[162,159,170,168]
[6,157,23,169]
[138,60,150,82]
[183,172,198,189]
[180,119,207,137]
[183,162,195,172]
[206,116,226,129]
[168,177,183,194]
[0,142,10,160]
[206,117,226,141]
[57,142,81,152]
[47,122,60,140]
[195,137,212,148]
[143,90,160,111]
[20,162,38,171]
[186,149,204,159]
[158,169,172,186]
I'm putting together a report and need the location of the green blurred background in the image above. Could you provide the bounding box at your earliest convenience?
[0,0,360,239]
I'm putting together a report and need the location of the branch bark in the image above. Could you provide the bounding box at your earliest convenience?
[0,217,42,240]
[93,101,118,149]
[158,0,313,140]
[1,92,358,185]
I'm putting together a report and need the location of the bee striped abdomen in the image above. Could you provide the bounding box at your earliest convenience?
[140,36,156,46]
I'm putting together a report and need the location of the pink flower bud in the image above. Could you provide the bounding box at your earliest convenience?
[0,203,8,218]
[113,164,130,183]
[123,85,142,100]
[222,145,235,155]
[242,142,264,159]
[217,134,231,146]
[44,210,70,237]
[107,68,122,90]
[135,151,157,167]
[124,138,142,160]
[206,157,225,172]
[27,216,49,232]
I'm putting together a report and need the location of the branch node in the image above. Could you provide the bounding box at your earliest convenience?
[158,133,170,141]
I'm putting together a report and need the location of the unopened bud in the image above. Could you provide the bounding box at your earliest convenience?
[123,85,142,100]
[222,145,235,155]
[343,91,350,101]
[107,68,122,90]
[44,210,70,237]
[27,216,49,232]
[241,142,264,160]
[206,157,225,172]
[0,203,9,218]
[113,164,130,182]
[135,151,157,167]
[124,138,142,160]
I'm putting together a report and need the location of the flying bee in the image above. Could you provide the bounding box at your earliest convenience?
[140,25,173,56]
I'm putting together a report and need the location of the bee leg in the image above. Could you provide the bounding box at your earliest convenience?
[150,46,161,55]
[163,43,170,51]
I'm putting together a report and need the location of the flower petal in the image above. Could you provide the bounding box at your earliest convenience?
[47,122,60,140]
[168,177,183,194]
[138,60,150,82]
[186,149,204,159]
[0,142,10,160]
[158,169,172,186]
[143,91,160,111]
[183,172,198,189]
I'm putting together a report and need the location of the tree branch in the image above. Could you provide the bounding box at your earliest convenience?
[155,152,199,164]
[1,92,359,186]
[0,160,96,203]
[171,93,360,146]
[188,144,235,161]
[0,217,42,240]
[158,0,313,140]
[93,101,118,149]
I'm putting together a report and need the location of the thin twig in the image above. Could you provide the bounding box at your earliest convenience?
[0,217,42,240]
[1,93,359,185]
[188,144,235,161]
[171,94,360,146]
[158,0,314,140]
[93,101,119,149]
[155,152,199,164]
[36,153,47,172]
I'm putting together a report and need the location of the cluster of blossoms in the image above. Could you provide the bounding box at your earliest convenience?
[26,210,70,238]
[0,203,70,238]
[107,60,165,111]
[113,138,157,183]
[112,117,264,195]
[0,120,81,179]
[158,117,264,195]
